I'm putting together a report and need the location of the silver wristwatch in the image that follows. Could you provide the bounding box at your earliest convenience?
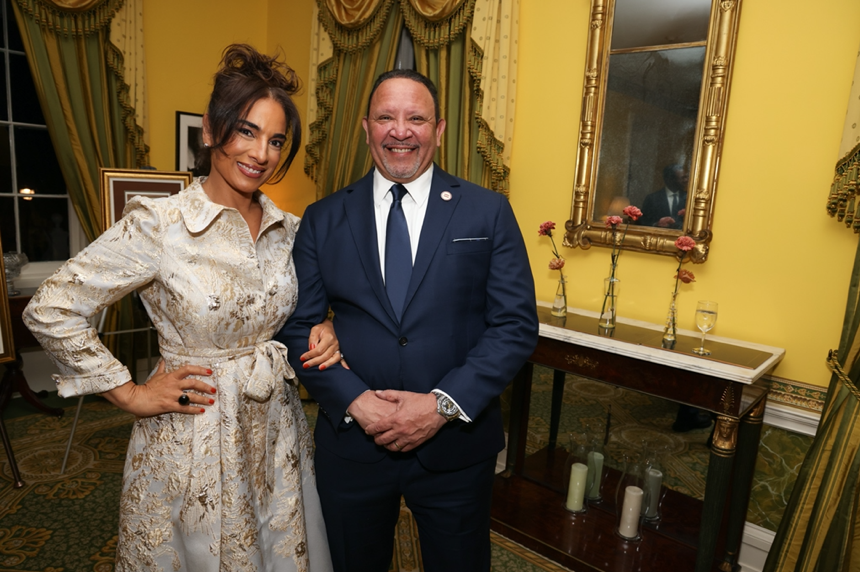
[434,391,461,422]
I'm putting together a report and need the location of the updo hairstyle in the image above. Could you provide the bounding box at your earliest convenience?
[196,44,301,184]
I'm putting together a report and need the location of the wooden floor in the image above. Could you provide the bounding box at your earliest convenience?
[490,447,725,572]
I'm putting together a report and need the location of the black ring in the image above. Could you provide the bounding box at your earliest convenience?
[178,392,190,406]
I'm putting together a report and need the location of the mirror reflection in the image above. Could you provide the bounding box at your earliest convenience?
[594,46,705,229]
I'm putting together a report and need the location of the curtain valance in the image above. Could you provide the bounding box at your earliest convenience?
[12,0,123,36]
[319,0,472,53]
[827,49,860,230]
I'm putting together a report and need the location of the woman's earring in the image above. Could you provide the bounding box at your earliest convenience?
[203,143,210,148]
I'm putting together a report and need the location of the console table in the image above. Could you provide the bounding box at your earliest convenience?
[492,306,785,572]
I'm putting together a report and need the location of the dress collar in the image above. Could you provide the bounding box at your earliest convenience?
[178,178,286,234]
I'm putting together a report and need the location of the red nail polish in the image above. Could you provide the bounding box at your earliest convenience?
[320,365,326,371]
[209,399,214,405]
[300,356,306,362]
[206,369,213,375]
[200,408,205,413]
[211,388,217,394]
[303,363,309,369]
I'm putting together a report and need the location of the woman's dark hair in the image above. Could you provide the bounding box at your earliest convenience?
[196,44,301,184]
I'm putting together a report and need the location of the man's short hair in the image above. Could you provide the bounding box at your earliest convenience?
[366,69,440,120]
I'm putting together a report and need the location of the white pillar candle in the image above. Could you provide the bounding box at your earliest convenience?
[645,468,663,519]
[565,462,589,512]
[586,451,604,499]
[618,486,643,539]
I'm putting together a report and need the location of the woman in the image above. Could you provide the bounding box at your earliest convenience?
[24,45,335,571]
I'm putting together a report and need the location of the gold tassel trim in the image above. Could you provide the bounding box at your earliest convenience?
[304,57,339,183]
[12,0,123,36]
[316,0,396,55]
[104,40,149,167]
[468,39,509,194]
[400,0,475,49]
[828,139,860,232]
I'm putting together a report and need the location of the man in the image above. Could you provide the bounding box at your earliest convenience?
[276,69,538,572]
[640,164,688,228]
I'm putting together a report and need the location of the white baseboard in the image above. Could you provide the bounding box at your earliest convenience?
[739,523,776,572]
[763,400,820,437]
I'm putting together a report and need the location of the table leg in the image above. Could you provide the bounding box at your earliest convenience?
[505,362,533,476]
[548,369,566,449]
[0,367,25,488]
[719,398,766,572]
[696,414,739,572]
[2,351,63,418]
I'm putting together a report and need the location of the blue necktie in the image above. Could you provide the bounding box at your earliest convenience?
[385,184,412,321]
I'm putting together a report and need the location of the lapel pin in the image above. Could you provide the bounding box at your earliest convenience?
[441,191,452,201]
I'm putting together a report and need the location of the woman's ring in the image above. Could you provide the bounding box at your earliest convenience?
[393,441,401,450]
[178,392,190,406]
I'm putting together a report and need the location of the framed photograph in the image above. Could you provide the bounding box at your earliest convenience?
[175,111,204,173]
[99,168,193,234]
[0,234,16,365]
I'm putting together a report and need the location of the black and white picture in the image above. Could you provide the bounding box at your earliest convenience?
[175,112,204,175]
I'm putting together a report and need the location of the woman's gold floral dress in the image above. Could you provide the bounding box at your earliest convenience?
[23,181,333,572]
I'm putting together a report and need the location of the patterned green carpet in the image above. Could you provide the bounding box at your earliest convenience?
[0,394,566,572]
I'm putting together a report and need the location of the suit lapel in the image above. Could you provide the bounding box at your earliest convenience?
[402,168,461,314]
[342,172,399,324]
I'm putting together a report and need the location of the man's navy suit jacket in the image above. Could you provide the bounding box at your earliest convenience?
[276,166,539,472]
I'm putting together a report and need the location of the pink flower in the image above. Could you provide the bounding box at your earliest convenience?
[676,269,696,284]
[605,216,623,228]
[622,206,642,221]
[675,236,696,251]
[538,221,556,236]
[549,258,565,270]
[677,208,686,217]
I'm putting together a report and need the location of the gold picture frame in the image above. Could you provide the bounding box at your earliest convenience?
[564,0,743,262]
[100,168,193,234]
[0,235,16,365]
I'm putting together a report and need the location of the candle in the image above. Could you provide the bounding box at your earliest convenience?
[645,468,663,519]
[618,486,643,539]
[586,451,604,499]
[565,462,589,512]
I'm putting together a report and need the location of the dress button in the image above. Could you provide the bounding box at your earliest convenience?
[398,337,408,346]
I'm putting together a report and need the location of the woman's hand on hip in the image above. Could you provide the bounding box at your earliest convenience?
[101,360,216,417]
[301,318,349,371]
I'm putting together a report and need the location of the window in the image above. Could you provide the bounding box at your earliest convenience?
[0,0,77,266]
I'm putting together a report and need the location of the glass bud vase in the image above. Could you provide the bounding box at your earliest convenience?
[615,453,649,541]
[551,275,567,317]
[661,291,678,349]
[599,277,620,329]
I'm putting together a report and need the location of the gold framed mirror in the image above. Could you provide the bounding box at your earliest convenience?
[564,0,743,262]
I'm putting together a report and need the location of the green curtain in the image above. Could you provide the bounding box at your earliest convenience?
[763,246,860,571]
[306,0,402,198]
[306,0,506,197]
[11,0,149,243]
[11,0,150,366]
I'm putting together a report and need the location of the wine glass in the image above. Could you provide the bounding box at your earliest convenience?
[692,300,718,356]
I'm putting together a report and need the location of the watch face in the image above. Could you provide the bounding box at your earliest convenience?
[438,395,459,420]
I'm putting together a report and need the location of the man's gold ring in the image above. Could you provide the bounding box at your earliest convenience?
[393,441,401,450]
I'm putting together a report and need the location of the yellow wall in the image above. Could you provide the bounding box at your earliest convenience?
[143,0,316,216]
[145,0,860,388]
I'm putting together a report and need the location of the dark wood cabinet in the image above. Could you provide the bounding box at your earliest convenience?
[492,308,784,572]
